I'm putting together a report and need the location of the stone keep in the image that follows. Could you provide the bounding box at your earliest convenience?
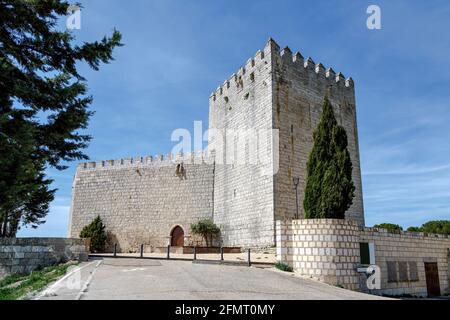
[69,39,365,251]
[208,38,364,247]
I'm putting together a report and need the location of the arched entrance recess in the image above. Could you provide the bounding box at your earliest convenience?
[170,225,184,247]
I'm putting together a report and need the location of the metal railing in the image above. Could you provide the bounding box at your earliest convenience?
[99,244,261,267]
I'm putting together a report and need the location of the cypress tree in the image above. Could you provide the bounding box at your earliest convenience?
[303,96,355,219]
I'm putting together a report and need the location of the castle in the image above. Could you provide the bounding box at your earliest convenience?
[68,38,364,250]
[69,39,449,297]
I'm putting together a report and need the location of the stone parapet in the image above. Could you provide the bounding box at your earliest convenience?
[78,151,209,172]
[276,219,450,296]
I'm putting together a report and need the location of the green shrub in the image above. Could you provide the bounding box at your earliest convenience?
[190,219,220,247]
[80,215,107,253]
[275,262,293,272]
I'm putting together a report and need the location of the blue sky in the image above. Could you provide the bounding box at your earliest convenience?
[18,0,450,236]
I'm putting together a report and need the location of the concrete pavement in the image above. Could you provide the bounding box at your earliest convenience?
[36,257,389,300]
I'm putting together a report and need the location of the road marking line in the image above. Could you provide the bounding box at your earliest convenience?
[75,260,102,300]
[35,261,97,300]
[122,267,147,272]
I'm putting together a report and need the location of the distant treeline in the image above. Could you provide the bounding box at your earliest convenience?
[373,220,450,235]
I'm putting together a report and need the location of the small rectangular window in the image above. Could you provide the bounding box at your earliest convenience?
[398,261,408,282]
[387,261,398,283]
[360,243,370,265]
[408,262,419,281]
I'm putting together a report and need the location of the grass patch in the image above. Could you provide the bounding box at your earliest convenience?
[275,262,293,272]
[0,262,78,300]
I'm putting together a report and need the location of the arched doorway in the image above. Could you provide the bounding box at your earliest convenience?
[170,226,184,247]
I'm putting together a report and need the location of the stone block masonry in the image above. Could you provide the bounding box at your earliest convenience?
[69,152,214,252]
[270,40,364,225]
[0,238,89,277]
[276,219,360,290]
[276,219,450,296]
[208,40,276,247]
[360,227,450,296]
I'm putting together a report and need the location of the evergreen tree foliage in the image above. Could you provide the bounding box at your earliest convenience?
[303,96,355,219]
[0,1,122,236]
[407,220,450,235]
[80,215,107,253]
[406,226,422,232]
[374,223,403,232]
[421,220,450,235]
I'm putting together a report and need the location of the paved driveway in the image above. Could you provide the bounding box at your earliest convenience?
[36,258,388,300]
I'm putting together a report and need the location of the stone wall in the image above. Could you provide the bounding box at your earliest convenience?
[271,39,364,226]
[276,219,360,290]
[208,40,276,247]
[360,228,450,297]
[276,219,450,296]
[0,238,89,277]
[68,153,214,252]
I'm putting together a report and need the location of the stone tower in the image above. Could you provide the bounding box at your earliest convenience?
[208,38,365,247]
[69,38,364,252]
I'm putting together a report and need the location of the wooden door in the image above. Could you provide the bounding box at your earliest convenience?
[424,262,441,297]
[171,226,184,247]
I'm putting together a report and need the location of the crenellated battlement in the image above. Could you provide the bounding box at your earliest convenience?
[273,39,354,89]
[209,38,354,102]
[77,151,211,171]
[209,39,270,102]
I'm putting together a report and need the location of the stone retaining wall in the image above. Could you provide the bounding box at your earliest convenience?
[276,219,450,296]
[276,219,360,290]
[0,238,89,277]
[360,228,450,296]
